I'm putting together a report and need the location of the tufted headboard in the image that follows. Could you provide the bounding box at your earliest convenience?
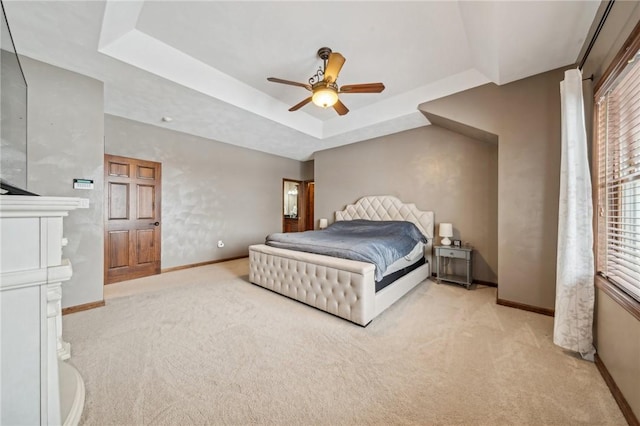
[335,195,434,267]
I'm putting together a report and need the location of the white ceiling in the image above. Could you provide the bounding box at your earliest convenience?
[4,1,600,161]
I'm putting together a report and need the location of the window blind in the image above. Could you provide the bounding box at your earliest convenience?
[596,46,640,302]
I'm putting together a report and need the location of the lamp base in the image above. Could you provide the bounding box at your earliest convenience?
[441,237,452,246]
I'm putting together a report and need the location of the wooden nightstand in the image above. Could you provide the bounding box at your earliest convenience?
[435,245,473,289]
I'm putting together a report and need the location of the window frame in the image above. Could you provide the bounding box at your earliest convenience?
[593,19,640,319]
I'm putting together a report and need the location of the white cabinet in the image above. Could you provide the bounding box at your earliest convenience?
[0,195,85,425]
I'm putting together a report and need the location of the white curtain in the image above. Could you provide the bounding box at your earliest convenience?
[554,68,595,360]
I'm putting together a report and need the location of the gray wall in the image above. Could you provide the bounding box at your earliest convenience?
[419,67,566,311]
[21,56,105,309]
[105,114,304,269]
[314,125,498,284]
[20,56,306,307]
[301,160,314,181]
[581,2,640,85]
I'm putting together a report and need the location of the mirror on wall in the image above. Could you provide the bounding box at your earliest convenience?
[281,178,314,233]
[0,2,28,192]
[283,180,299,218]
[282,179,301,233]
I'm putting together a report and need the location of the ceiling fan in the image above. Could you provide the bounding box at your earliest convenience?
[267,47,385,116]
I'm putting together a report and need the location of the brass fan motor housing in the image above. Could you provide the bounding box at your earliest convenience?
[311,81,338,92]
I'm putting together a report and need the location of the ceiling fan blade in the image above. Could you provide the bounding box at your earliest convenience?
[323,52,346,83]
[267,77,312,91]
[339,83,385,93]
[289,97,312,112]
[333,99,349,116]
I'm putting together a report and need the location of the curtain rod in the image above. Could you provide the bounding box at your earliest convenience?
[579,0,615,70]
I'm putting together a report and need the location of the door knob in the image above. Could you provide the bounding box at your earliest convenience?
[150,221,160,226]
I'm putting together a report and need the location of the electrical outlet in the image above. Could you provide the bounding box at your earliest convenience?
[217,240,225,248]
[78,198,90,208]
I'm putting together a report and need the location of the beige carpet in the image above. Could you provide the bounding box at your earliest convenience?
[64,258,626,425]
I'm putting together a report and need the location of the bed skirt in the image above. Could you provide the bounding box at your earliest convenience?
[248,244,429,326]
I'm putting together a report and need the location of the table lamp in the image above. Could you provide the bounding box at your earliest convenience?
[439,223,453,246]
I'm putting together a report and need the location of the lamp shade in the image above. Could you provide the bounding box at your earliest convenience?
[439,223,453,237]
[319,218,328,229]
[439,223,453,246]
[312,87,338,108]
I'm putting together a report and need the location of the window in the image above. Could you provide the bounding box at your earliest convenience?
[595,29,640,303]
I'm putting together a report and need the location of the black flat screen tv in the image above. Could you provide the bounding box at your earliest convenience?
[0,0,30,195]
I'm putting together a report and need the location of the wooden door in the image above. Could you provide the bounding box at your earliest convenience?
[304,181,314,230]
[104,154,162,284]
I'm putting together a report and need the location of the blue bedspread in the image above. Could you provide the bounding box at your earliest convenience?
[265,220,427,281]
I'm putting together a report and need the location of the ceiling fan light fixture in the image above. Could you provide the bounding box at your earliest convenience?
[312,86,338,108]
[267,47,384,115]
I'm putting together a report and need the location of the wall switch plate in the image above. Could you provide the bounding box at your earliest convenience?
[78,198,90,208]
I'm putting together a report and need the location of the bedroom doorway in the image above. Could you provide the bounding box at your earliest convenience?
[282,179,314,232]
[104,154,162,284]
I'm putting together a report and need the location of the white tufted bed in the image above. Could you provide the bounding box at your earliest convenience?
[249,196,434,326]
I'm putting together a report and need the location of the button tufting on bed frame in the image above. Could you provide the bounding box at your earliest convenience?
[249,245,375,325]
[335,195,432,239]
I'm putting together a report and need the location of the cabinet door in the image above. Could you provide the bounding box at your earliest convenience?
[1,285,41,425]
